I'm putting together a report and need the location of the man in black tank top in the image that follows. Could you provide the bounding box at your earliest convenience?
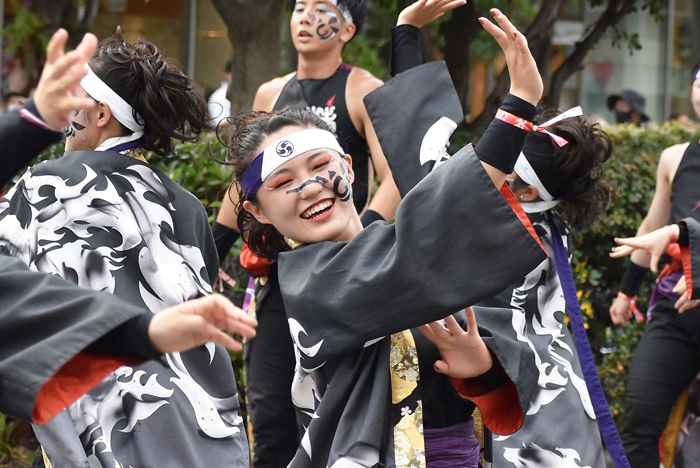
[609,59,700,467]
[211,2,400,468]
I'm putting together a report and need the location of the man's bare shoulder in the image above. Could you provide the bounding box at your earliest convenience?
[253,73,296,111]
[347,66,384,99]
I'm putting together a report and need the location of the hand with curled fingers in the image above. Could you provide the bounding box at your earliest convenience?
[397,0,467,28]
[417,307,493,379]
[673,275,700,313]
[610,224,679,274]
[148,295,257,354]
[609,297,633,326]
[479,9,543,106]
[33,29,98,131]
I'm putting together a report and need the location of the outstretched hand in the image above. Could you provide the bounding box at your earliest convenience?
[397,0,467,28]
[33,29,98,131]
[610,224,679,274]
[417,307,493,379]
[479,9,542,106]
[148,295,257,353]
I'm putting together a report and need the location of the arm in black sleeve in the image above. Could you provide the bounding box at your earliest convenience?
[474,94,538,175]
[390,25,422,76]
[0,99,63,188]
[87,313,161,360]
[361,209,385,227]
[619,260,648,297]
[0,254,154,420]
[213,221,241,264]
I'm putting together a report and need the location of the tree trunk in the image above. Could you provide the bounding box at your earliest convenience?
[209,0,286,113]
[544,0,638,108]
[441,2,480,113]
[464,0,565,136]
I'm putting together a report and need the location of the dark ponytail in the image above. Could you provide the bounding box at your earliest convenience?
[224,108,332,262]
[89,29,209,156]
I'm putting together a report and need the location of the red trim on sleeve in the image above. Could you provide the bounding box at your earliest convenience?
[499,185,545,252]
[450,376,524,436]
[33,352,142,424]
[680,243,694,300]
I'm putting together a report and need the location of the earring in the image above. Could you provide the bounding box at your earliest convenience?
[520,195,524,199]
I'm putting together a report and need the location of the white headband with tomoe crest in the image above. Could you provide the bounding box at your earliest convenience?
[328,0,353,24]
[80,65,145,151]
[241,128,345,200]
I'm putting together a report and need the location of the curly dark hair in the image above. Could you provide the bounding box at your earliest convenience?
[224,108,332,261]
[89,29,209,156]
[513,109,612,230]
[691,57,700,85]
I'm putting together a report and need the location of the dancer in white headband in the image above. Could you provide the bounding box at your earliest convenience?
[0,30,251,468]
[486,108,613,467]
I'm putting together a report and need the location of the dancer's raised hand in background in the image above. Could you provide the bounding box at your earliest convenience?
[398,0,467,28]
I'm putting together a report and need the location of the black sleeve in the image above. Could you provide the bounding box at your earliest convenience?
[0,99,63,189]
[360,209,385,227]
[87,313,161,360]
[213,221,241,264]
[0,254,147,421]
[475,94,538,175]
[619,260,648,297]
[390,25,422,76]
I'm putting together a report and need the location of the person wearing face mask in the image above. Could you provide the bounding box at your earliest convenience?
[607,59,700,467]
[607,89,650,126]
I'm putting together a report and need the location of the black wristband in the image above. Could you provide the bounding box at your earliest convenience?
[475,94,538,175]
[213,222,241,264]
[87,313,161,360]
[678,222,690,246]
[389,24,422,76]
[619,260,648,297]
[361,209,385,227]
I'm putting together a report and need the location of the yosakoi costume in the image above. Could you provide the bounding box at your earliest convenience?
[242,61,548,468]
[0,70,248,468]
[0,101,154,424]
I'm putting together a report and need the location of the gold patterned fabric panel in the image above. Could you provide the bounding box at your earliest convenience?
[390,330,425,468]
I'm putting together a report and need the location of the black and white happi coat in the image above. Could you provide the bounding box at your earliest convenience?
[480,212,605,468]
[277,145,546,468]
[0,150,248,468]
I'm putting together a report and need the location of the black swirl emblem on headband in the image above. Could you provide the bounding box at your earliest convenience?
[276,141,294,157]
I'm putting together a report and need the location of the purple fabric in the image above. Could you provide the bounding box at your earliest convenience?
[549,216,631,468]
[240,150,265,200]
[107,138,143,153]
[424,419,480,468]
[647,269,683,320]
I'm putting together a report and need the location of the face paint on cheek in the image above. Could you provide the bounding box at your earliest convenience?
[327,164,353,205]
[316,14,340,40]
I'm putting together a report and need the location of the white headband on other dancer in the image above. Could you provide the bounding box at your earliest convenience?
[241,128,345,199]
[514,152,559,213]
[81,65,145,149]
[328,0,353,24]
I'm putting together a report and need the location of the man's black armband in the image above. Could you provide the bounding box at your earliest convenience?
[213,222,241,264]
[475,94,539,175]
[361,209,385,227]
[619,260,648,297]
[389,25,422,76]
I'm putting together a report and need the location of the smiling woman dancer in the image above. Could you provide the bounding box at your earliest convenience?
[225,10,551,468]
[0,32,252,468]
